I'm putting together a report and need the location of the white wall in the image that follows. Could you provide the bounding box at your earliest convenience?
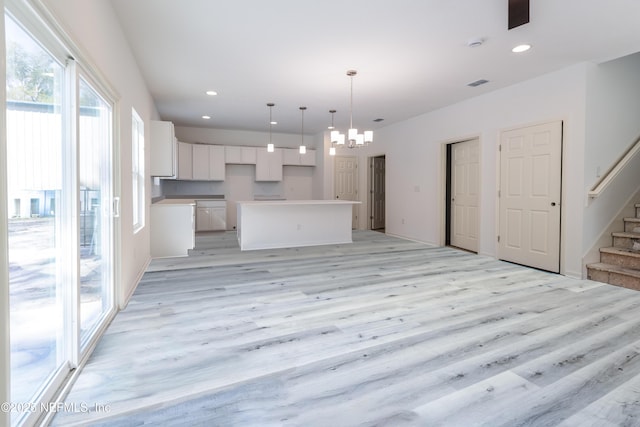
[175,126,307,148]
[582,52,640,258]
[324,63,590,278]
[42,0,158,306]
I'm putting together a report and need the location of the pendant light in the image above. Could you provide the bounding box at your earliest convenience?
[299,106,307,154]
[330,70,373,150]
[328,110,337,156]
[267,103,275,152]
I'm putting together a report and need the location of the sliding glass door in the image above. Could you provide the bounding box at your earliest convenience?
[5,10,116,427]
[6,14,69,425]
[78,78,113,350]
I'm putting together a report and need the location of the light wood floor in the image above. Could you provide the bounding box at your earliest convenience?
[51,231,640,426]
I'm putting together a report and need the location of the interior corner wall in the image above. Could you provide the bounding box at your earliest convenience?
[582,52,640,257]
[323,63,590,277]
[41,0,158,306]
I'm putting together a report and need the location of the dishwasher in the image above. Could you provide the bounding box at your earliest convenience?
[195,200,227,231]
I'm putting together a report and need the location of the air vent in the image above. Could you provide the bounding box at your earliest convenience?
[467,79,489,87]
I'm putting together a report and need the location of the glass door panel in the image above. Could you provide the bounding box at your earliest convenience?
[6,14,69,425]
[78,78,113,350]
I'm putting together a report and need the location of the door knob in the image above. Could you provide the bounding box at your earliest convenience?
[551,202,556,206]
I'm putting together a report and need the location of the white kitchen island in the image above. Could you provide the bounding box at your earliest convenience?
[236,200,360,250]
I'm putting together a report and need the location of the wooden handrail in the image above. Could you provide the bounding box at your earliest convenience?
[588,135,640,198]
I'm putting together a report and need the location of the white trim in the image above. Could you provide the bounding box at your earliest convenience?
[132,108,145,233]
[0,4,10,427]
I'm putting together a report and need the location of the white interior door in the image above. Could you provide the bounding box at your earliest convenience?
[499,121,562,273]
[334,156,358,228]
[450,139,479,252]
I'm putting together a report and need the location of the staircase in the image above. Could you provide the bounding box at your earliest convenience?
[587,203,640,290]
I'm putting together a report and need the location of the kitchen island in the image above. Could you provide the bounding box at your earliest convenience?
[236,200,360,250]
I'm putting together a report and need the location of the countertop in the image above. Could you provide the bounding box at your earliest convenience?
[153,198,197,206]
[152,195,225,205]
[237,199,361,206]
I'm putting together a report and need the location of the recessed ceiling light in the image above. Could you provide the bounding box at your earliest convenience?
[512,44,531,53]
[467,38,484,48]
[270,121,277,125]
[206,90,217,96]
[202,115,211,119]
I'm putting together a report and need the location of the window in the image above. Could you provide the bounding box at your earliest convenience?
[132,108,145,232]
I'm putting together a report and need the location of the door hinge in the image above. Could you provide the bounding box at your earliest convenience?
[499,144,502,152]
[497,235,501,243]
[498,189,501,198]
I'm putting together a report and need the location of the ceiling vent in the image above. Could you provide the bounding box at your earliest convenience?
[467,79,489,87]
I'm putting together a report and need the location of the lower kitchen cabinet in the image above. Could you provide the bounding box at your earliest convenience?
[195,200,227,231]
[150,201,195,257]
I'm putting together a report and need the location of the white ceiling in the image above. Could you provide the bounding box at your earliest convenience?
[109,0,640,136]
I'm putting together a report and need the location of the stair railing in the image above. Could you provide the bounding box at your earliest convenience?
[589,134,640,198]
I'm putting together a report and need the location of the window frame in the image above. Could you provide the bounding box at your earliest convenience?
[131,107,144,233]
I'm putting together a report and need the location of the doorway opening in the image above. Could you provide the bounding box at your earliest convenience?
[368,155,386,232]
[445,138,480,253]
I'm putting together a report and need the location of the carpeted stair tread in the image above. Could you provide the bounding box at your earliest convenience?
[600,246,640,258]
[587,262,640,279]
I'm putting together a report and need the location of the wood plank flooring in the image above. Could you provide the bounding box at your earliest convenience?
[50,231,640,426]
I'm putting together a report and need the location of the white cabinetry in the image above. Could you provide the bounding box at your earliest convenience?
[195,200,227,231]
[192,144,209,180]
[192,144,225,180]
[209,146,226,180]
[150,120,175,176]
[225,146,257,164]
[177,141,193,180]
[151,201,195,257]
[283,148,316,166]
[255,147,283,181]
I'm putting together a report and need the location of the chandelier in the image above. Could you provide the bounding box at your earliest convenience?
[330,70,373,154]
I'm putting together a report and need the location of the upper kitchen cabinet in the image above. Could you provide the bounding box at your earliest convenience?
[255,147,283,181]
[176,141,193,180]
[192,144,225,180]
[225,146,257,164]
[150,120,176,176]
[282,148,316,166]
